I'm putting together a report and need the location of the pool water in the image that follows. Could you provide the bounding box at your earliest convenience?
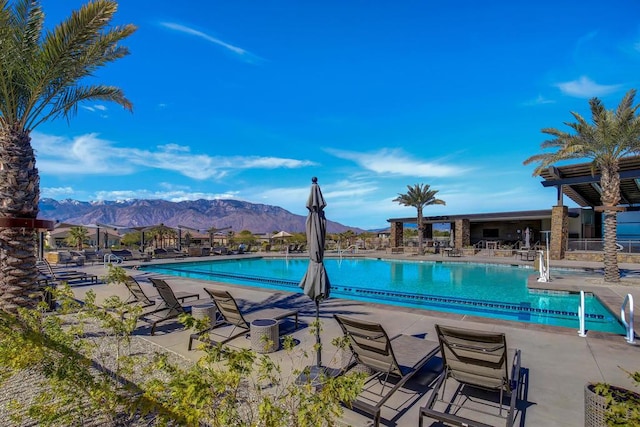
[140,257,625,334]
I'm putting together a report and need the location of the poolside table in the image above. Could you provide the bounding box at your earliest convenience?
[250,318,279,353]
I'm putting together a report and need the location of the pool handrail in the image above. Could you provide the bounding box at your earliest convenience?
[621,293,635,344]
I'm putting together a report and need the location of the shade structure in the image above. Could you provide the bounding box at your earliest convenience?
[298,177,330,378]
[272,230,292,239]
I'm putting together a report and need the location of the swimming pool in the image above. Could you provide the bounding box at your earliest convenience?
[140,257,625,334]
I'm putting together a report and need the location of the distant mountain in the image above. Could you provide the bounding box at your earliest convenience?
[38,198,363,234]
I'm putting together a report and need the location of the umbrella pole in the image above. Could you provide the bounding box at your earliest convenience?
[315,298,322,368]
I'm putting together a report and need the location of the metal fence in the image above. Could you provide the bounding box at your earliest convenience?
[568,239,640,253]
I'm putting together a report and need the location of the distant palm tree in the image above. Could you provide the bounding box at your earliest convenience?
[65,226,89,250]
[149,224,175,249]
[524,89,640,283]
[393,184,446,254]
[0,1,135,311]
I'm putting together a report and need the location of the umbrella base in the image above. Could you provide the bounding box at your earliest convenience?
[295,365,335,387]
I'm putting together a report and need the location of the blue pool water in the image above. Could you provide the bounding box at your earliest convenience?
[140,257,625,334]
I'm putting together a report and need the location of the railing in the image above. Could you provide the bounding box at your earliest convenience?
[621,293,636,344]
[568,238,640,253]
[103,253,122,267]
[578,290,587,337]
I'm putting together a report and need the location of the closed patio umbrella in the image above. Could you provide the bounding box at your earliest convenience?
[298,177,330,381]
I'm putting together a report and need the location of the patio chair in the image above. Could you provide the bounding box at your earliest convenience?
[419,324,523,427]
[139,278,207,335]
[124,276,200,308]
[37,259,98,285]
[334,314,441,427]
[188,288,299,350]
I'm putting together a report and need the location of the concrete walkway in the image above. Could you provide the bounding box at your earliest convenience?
[70,252,640,427]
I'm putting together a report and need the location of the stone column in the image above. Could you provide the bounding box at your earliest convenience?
[390,221,403,248]
[455,219,470,249]
[550,205,568,260]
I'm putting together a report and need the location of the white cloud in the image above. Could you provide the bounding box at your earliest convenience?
[555,76,622,98]
[160,22,263,63]
[31,131,316,180]
[93,188,238,203]
[41,186,75,198]
[326,148,469,177]
[523,95,556,106]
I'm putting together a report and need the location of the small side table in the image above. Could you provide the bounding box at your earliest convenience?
[192,303,217,329]
[250,318,279,353]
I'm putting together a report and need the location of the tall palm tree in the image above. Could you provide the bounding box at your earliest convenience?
[524,89,640,283]
[393,184,446,254]
[65,226,89,250]
[0,0,135,311]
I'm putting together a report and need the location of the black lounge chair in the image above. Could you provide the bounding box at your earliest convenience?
[334,314,441,427]
[111,249,152,262]
[37,259,98,285]
[188,288,299,350]
[124,276,199,308]
[139,278,207,335]
[419,324,524,427]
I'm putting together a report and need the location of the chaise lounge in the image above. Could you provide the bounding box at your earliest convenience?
[334,314,441,427]
[188,288,299,350]
[419,324,524,427]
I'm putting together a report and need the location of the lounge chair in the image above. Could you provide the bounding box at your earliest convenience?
[152,248,172,259]
[37,259,98,285]
[82,249,101,265]
[111,249,152,262]
[188,288,299,350]
[165,247,187,258]
[139,278,208,335]
[212,246,228,255]
[334,314,441,427]
[419,324,523,427]
[124,276,200,308]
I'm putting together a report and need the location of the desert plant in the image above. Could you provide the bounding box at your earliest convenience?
[0,277,365,426]
[592,368,640,426]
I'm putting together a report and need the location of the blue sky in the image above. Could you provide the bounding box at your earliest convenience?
[34,0,640,229]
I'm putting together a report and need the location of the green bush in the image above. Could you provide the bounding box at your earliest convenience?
[594,368,640,426]
[0,266,365,426]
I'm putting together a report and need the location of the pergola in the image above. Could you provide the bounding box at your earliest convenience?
[538,155,640,209]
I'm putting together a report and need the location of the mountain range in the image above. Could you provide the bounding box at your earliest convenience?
[38,198,364,234]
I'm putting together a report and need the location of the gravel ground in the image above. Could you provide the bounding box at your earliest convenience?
[0,326,193,427]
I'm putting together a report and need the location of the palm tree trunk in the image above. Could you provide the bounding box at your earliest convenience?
[417,209,424,254]
[600,164,621,283]
[0,128,41,312]
[603,210,620,282]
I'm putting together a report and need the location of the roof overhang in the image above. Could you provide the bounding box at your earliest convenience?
[387,208,581,225]
[538,156,640,207]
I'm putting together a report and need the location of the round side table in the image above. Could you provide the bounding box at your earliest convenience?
[192,303,217,329]
[250,319,279,353]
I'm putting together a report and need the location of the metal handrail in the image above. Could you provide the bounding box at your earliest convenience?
[578,290,587,337]
[103,253,122,267]
[621,294,636,344]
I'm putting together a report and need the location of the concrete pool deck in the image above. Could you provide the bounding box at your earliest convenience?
[68,251,639,426]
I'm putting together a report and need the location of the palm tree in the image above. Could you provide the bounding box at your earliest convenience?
[393,184,446,254]
[524,89,640,283]
[0,1,135,311]
[65,226,89,250]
